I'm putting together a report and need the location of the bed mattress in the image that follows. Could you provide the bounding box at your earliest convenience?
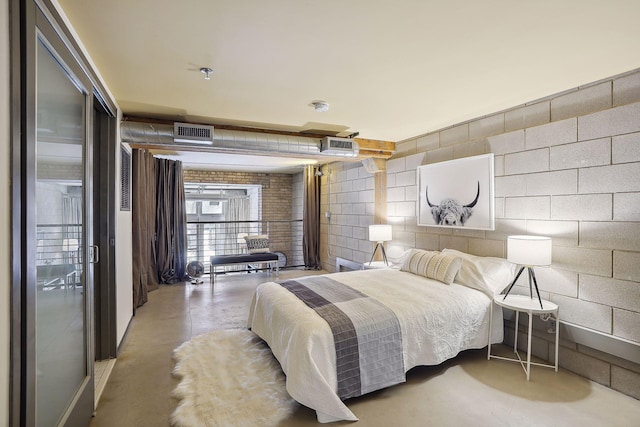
[248,268,503,423]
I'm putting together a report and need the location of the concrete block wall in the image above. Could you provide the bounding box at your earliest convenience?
[319,161,377,271]
[183,169,301,264]
[372,69,640,399]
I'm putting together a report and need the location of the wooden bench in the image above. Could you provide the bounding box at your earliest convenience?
[209,253,279,284]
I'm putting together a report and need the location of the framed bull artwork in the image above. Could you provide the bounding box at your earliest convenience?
[417,153,495,230]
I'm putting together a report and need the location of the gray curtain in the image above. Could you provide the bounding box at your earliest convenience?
[62,193,82,226]
[223,197,250,271]
[132,149,158,309]
[132,151,188,309]
[155,158,188,284]
[303,165,321,269]
[223,197,250,249]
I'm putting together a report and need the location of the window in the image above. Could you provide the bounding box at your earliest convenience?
[184,183,261,265]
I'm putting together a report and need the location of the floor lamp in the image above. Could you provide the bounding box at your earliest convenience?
[502,235,552,309]
[368,224,392,266]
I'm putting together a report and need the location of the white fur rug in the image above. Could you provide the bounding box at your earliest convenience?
[171,329,298,427]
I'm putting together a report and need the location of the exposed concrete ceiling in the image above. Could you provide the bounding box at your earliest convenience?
[56,0,640,171]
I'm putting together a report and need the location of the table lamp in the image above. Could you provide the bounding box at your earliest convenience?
[368,224,392,266]
[237,233,248,252]
[502,235,552,308]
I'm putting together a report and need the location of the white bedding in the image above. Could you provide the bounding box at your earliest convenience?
[247,268,503,423]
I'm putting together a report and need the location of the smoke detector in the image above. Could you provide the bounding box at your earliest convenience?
[311,101,329,112]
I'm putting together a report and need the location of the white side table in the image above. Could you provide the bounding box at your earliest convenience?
[488,294,559,381]
[363,261,389,270]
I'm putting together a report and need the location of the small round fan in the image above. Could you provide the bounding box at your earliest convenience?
[187,260,205,284]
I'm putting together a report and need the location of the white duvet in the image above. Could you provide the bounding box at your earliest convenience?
[247,269,503,423]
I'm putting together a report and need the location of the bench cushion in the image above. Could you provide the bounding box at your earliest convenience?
[210,253,278,265]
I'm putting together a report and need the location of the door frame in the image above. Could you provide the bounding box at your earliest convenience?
[94,102,118,360]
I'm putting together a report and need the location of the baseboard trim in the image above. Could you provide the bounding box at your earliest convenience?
[116,316,134,356]
[502,308,640,365]
[335,257,363,272]
[559,321,640,365]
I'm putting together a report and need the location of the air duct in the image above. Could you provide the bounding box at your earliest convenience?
[120,121,360,157]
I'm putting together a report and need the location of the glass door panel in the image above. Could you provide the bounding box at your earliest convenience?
[35,37,87,427]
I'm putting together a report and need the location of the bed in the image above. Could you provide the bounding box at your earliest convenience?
[247,248,516,423]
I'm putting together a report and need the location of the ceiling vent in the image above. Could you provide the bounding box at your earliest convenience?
[320,137,359,157]
[174,122,214,145]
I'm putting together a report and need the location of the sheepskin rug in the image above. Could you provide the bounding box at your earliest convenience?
[171,329,298,427]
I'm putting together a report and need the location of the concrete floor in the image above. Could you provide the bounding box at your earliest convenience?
[90,269,640,427]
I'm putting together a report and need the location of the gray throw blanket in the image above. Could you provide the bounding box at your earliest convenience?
[278,276,405,399]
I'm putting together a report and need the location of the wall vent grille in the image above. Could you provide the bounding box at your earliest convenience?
[320,137,359,156]
[174,122,214,143]
[120,146,131,211]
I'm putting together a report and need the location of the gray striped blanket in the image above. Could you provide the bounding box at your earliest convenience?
[278,276,405,399]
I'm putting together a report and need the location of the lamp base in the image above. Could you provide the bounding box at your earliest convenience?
[502,266,543,308]
[368,242,388,266]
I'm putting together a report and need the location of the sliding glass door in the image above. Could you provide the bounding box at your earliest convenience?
[35,34,92,426]
[11,2,96,424]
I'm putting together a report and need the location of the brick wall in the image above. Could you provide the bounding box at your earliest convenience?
[38,162,83,181]
[385,69,640,399]
[183,169,302,265]
[183,170,294,220]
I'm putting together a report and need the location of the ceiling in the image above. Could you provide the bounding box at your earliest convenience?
[152,149,319,173]
[57,0,640,171]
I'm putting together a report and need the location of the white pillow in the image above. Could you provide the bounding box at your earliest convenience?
[244,235,270,254]
[401,249,462,285]
[386,248,413,270]
[441,248,517,296]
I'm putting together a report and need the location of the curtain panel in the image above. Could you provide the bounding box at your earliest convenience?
[303,165,321,269]
[131,149,158,308]
[155,158,188,284]
[223,197,250,271]
[132,150,188,308]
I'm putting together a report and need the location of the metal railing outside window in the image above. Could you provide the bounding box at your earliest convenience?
[186,219,305,273]
[36,224,82,288]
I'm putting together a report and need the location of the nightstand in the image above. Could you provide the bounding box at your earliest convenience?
[363,261,389,269]
[488,294,559,381]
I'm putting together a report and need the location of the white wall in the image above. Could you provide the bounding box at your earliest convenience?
[1,0,10,425]
[116,140,133,346]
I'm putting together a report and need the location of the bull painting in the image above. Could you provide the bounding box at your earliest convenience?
[426,182,480,226]
[417,154,495,230]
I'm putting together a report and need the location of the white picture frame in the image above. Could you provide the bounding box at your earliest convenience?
[417,153,495,230]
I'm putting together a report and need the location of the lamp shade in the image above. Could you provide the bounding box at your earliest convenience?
[63,239,79,252]
[507,235,552,266]
[369,224,392,242]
